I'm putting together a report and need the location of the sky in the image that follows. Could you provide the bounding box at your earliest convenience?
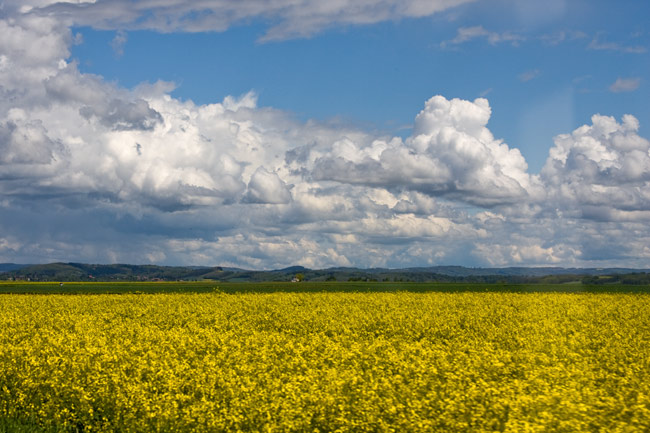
[0,0,649,269]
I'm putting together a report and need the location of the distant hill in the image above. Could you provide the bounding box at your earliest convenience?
[2,262,215,282]
[402,266,646,277]
[0,263,28,273]
[2,262,650,283]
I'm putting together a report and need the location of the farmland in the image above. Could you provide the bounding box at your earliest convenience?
[2,280,650,294]
[1,285,650,432]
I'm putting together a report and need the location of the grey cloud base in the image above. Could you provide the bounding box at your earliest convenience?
[1,5,650,268]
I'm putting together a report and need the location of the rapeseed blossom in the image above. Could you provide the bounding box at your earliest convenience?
[1,292,649,432]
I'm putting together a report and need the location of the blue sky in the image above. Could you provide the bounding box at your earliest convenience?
[1,0,649,269]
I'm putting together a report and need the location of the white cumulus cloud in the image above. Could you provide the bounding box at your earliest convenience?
[309,95,543,206]
[244,167,293,204]
[2,3,650,269]
[542,113,650,220]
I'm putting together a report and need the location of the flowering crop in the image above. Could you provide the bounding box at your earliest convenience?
[1,292,649,432]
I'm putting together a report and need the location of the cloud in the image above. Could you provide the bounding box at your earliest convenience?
[79,98,162,131]
[609,77,641,93]
[0,17,248,208]
[518,69,540,82]
[0,117,60,165]
[110,30,127,57]
[0,25,515,266]
[542,113,650,220]
[441,26,524,48]
[474,242,564,266]
[539,30,587,46]
[13,0,476,41]
[2,5,650,269]
[244,167,292,204]
[588,36,647,54]
[308,96,543,206]
[478,88,492,97]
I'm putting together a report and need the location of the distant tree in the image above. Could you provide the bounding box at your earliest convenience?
[295,273,305,282]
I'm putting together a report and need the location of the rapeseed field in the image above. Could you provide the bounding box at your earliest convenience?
[1,292,649,432]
